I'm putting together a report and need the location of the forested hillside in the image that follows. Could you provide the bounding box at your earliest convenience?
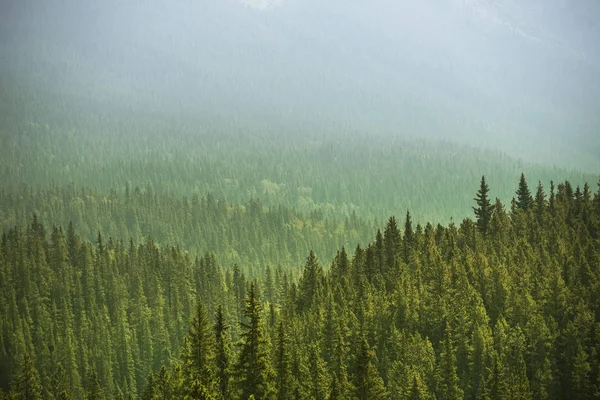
[1,81,596,223]
[0,185,374,273]
[2,176,600,399]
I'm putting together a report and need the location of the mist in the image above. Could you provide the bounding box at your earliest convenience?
[1,0,599,169]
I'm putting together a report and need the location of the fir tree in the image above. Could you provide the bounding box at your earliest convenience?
[516,173,534,212]
[11,354,44,400]
[85,369,104,400]
[435,323,463,400]
[182,299,216,395]
[274,322,292,400]
[352,337,387,400]
[234,282,276,400]
[473,176,493,235]
[214,305,231,400]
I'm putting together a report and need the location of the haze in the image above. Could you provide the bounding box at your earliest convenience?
[1,0,599,169]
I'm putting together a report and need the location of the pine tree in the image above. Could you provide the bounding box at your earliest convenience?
[297,250,323,313]
[308,343,329,400]
[182,299,216,395]
[435,323,464,400]
[11,354,44,400]
[516,173,534,212]
[214,305,231,400]
[403,211,414,263]
[383,216,401,272]
[234,282,276,400]
[473,176,493,235]
[352,337,387,400]
[274,322,292,400]
[85,369,104,400]
[408,373,430,400]
[534,181,547,222]
[50,363,73,400]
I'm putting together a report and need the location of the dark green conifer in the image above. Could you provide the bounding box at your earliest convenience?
[435,323,463,400]
[11,354,44,400]
[352,337,387,400]
[234,282,276,400]
[516,173,534,211]
[473,176,493,234]
[214,305,231,399]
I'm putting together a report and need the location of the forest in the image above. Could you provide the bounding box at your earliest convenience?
[2,1,600,399]
[1,174,600,399]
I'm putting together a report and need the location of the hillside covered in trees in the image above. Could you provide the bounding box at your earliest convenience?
[1,80,597,224]
[2,175,600,399]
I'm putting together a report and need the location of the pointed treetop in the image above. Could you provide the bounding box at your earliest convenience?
[473,176,493,235]
[516,173,534,211]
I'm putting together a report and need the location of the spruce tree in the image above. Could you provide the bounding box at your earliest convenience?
[182,299,216,395]
[352,337,387,400]
[435,323,463,400]
[234,282,276,400]
[214,305,231,400]
[383,216,401,271]
[534,181,547,222]
[297,250,323,313]
[85,369,104,400]
[308,343,329,400]
[403,211,414,263]
[473,176,493,235]
[516,173,534,211]
[274,322,292,400]
[408,374,430,400]
[11,354,44,400]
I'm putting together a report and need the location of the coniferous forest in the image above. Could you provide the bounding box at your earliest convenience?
[2,1,600,399]
[2,175,600,399]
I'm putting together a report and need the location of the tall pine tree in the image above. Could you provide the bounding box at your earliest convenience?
[234,282,275,400]
[473,176,493,235]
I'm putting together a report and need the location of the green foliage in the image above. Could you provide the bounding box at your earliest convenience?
[352,337,387,400]
[233,282,276,400]
[473,176,493,234]
[516,173,535,212]
[1,176,600,399]
[11,354,44,400]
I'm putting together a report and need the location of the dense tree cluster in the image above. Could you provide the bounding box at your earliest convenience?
[1,85,596,223]
[1,175,599,399]
[0,185,373,274]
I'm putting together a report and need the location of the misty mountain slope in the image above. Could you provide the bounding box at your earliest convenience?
[1,0,598,169]
[1,80,597,224]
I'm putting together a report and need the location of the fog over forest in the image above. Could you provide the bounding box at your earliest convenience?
[3,1,600,400]
[2,0,599,169]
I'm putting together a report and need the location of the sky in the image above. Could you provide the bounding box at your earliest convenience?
[1,0,599,169]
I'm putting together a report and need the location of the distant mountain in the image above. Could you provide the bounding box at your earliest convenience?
[1,0,598,170]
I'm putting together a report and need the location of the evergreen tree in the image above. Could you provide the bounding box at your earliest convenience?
[85,370,104,400]
[473,176,493,234]
[403,211,414,263]
[408,374,430,400]
[214,305,231,400]
[11,354,44,400]
[50,363,73,400]
[383,216,401,272]
[308,343,329,400]
[534,181,547,222]
[234,282,275,400]
[516,173,534,212]
[297,250,323,313]
[352,337,387,400]
[435,323,463,400]
[182,299,216,395]
[274,322,292,400]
